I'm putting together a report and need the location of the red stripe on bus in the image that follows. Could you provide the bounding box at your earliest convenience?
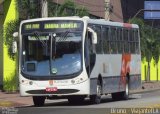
[123,23,132,28]
[119,54,131,90]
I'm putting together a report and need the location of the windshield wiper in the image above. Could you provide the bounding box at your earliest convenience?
[58,31,70,42]
[33,31,47,48]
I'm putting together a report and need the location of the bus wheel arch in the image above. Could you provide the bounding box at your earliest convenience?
[112,73,130,101]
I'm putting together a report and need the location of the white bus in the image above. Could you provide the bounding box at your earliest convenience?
[14,16,141,106]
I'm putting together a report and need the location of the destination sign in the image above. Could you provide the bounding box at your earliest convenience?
[22,20,83,34]
[28,36,49,41]
[24,24,40,30]
[44,23,78,29]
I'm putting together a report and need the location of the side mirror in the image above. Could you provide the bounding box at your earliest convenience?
[92,32,97,44]
[12,32,18,53]
[87,27,97,44]
[13,32,18,38]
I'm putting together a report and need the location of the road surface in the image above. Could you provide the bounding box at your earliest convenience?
[4,90,160,114]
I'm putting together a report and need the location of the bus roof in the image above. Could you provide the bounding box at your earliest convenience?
[84,17,139,29]
[20,16,139,29]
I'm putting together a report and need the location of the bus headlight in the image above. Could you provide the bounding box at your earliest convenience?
[29,81,33,85]
[71,80,75,84]
[71,77,85,84]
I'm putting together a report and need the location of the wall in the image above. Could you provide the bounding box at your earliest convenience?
[110,0,123,22]
[141,59,160,81]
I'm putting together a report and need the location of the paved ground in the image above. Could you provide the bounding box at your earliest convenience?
[0,81,160,108]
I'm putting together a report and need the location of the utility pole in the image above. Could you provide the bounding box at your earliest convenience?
[104,0,113,20]
[41,0,48,17]
[0,0,4,4]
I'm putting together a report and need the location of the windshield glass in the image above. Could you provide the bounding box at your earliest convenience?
[22,31,82,78]
[21,20,83,79]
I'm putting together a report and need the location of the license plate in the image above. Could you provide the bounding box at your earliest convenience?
[46,87,58,92]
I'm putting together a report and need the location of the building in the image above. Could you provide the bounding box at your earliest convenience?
[51,0,105,18]
[108,0,123,22]
[49,0,123,22]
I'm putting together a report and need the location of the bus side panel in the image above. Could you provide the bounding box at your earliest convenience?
[129,74,141,90]
[129,55,141,90]
[90,76,126,94]
[90,54,124,94]
[90,54,141,95]
[102,76,125,94]
[90,78,97,94]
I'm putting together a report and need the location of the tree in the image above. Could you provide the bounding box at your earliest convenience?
[152,28,160,81]
[129,18,146,60]
[18,0,41,19]
[129,18,155,81]
[48,0,89,17]
[129,18,160,81]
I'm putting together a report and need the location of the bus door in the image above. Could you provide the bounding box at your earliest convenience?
[84,31,96,76]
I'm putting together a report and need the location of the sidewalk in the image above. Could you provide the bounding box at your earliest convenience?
[0,91,32,108]
[0,81,160,108]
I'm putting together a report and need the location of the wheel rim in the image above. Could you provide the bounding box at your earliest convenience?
[97,84,102,96]
[96,82,102,103]
[125,82,129,96]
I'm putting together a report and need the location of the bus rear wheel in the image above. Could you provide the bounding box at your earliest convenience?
[90,80,102,104]
[112,78,129,100]
[33,96,45,107]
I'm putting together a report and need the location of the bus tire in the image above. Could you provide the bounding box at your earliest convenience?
[112,78,129,100]
[33,96,45,107]
[90,80,102,104]
[121,78,129,100]
[68,96,85,104]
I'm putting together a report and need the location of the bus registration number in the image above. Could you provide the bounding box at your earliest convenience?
[46,87,58,92]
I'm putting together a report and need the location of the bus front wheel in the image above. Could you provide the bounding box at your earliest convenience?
[68,96,85,104]
[33,96,45,107]
[90,80,102,104]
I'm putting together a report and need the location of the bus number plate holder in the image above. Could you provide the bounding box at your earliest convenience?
[46,87,58,92]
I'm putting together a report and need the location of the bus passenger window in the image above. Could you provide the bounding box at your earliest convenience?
[102,27,109,54]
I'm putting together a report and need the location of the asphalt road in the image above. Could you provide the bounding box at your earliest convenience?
[12,90,160,114]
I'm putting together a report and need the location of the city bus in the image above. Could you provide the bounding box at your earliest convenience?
[13,16,141,106]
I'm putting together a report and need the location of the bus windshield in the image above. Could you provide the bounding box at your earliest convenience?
[21,30,82,78]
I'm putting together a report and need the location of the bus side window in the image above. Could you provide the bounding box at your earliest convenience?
[117,28,123,53]
[135,30,140,54]
[102,26,109,54]
[94,25,103,54]
[123,29,129,53]
[110,27,117,54]
[130,29,135,53]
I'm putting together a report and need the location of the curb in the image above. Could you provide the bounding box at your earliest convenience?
[130,88,160,94]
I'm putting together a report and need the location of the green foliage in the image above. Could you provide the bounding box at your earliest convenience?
[48,0,89,17]
[129,18,160,81]
[129,18,146,60]
[3,71,18,92]
[18,0,41,19]
[4,20,19,60]
[129,18,160,63]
